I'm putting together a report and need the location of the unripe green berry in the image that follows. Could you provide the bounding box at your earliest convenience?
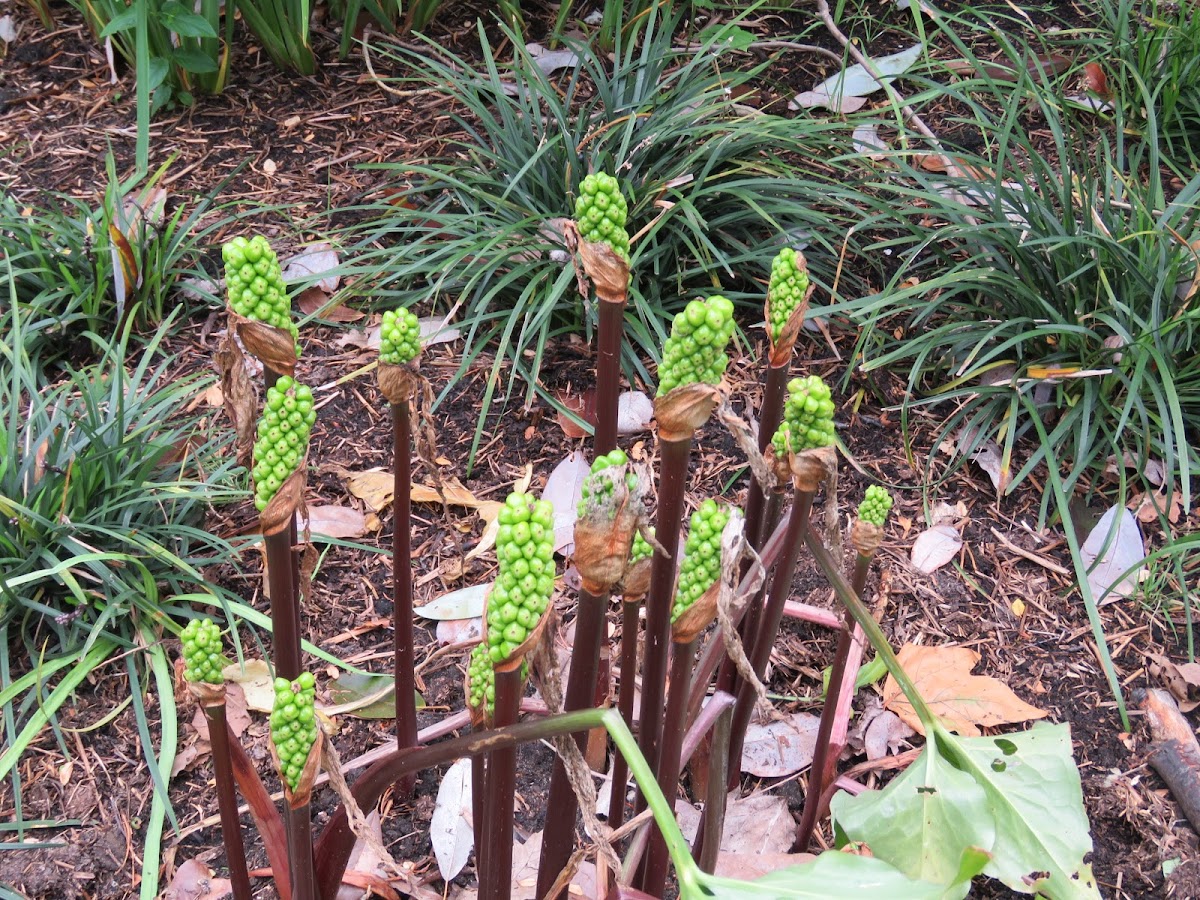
[578,448,632,517]
[857,485,893,528]
[253,376,314,511]
[180,618,225,684]
[657,295,736,397]
[467,643,495,717]
[771,375,836,456]
[380,308,422,365]
[575,172,630,262]
[271,674,318,790]
[630,529,654,564]
[767,248,810,343]
[222,235,299,355]
[671,500,730,623]
[487,492,556,664]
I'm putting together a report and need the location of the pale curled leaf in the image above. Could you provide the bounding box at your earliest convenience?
[616,390,654,434]
[162,858,232,900]
[416,583,490,621]
[677,792,794,857]
[431,758,474,882]
[910,523,962,574]
[300,505,370,539]
[541,450,591,554]
[1081,505,1145,601]
[281,241,340,292]
[790,43,924,111]
[882,644,1048,737]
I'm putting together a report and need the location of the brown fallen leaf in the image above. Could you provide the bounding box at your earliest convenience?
[344,469,394,512]
[295,285,364,322]
[882,643,1048,737]
[1149,654,1200,713]
[410,476,483,508]
[302,504,371,538]
[162,858,232,900]
[555,387,597,439]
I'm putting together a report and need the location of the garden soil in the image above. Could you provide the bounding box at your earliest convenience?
[1,2,1198,898]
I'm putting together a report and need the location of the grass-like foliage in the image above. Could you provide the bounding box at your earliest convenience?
[0,294,243,833]
[1101,0,1200,168]
[1,164,236,362]
[842,11,1200,512]
[338,7,861,464]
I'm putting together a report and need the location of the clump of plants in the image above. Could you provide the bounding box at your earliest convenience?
[178,176,1099,900]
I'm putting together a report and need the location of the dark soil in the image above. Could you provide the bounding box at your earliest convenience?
[2,1,1198,898]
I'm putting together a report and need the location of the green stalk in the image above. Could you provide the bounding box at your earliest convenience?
[134,0,150,177]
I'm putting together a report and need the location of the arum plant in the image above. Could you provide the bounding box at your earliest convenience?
[377,308,422,769]
[640,295,737,796]
[235,0,316,74]
[795,486,893,850]
[717,247,814,707]
[726,376,838,785]
[479,492,556,900]
[538,449,645,898]
[181,620,251,900]
[571,171,632,454]
[640,501,735,896]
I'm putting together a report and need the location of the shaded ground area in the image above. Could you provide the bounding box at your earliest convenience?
[2,2,1198,898]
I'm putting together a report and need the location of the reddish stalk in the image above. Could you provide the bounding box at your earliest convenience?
[694,698,732,875]
[204,702,252,900]
[637,435,692,779]
[480,665,523,900]
[471,746,488,887]
[795,551,873,851]
[594,297,626,456]
[536,588,609,899]
[391,400,418,788]
[714,360,787,700]
[639,637,697,894]
[726,487,814,787]
[607,597,641,833]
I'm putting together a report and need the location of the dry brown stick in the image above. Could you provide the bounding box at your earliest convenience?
[1140,689,1200,834]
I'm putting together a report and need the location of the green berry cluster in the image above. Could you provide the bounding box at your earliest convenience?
[252,376,316,511]
[467,643,495,717]
[486,493,556,663]
[578,449,638,517]
[180,618,224,684]
[630,529,655,564]
[271,672,318,791]
[671,500,730,623]
[575,172,630,262]
[857,485,894,528]
[380,308,421,365]
[771,375,836,456]
[222,236,298,349]
[767,248,810,343]
[657,296,737,397]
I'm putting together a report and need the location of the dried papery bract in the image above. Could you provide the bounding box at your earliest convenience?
[573,464,645,595]
[850,520,884,558]
[377,361,421,407]
[238,317,299,378]
[654,382,721,442]
[271,726,326,811]
[671,578,721,646]
[260,465,307,537]
[576,236,631,304]
[789,444,838,493]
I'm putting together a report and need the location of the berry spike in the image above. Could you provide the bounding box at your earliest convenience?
[380,308,422,366]
[270,672,319,792]
[222,235,299,355]
[671,500,730,624]
[766,247,811,347]
[251,375,315,512]
[181,618,226,684]
[857,485,894,528]
[656,295,737,397]
[771,375,836,456]
[575,171,630,262]
[485,492,556,665]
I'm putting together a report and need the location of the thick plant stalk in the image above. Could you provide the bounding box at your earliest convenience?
[264,531,302,681]
[594,297,626,456]
[795,551,873,851]
[537,588,609,899]
[639,636,697,894]
[204,702,252,900]
[480,665,523,900]
[607,596,641,832]
[391,399,418,777]
[472,745,488,887]
[284,807,316,900]
[695,700,733,875]
[638,435,692,779]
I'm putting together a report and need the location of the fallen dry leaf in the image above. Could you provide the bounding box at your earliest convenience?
[1149,654,1200,713]
[740,713,820,777]
[910,523,963,574]
[162,858,231,900]
[677,792,793,856]
[281,241,340,292]
[411,477,484,508]
[222,659,276,713]
[344,469,394,512]
[882,643,1048,737]
[296,286,363,322]
[555,388,597,439]
[301,505,371,539]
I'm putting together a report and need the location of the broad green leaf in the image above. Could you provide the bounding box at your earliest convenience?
[831,741,994,896]
[171,48,219,74]
[697,850,959,898]
[99,8,137,36]
[940,723,1099,899]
